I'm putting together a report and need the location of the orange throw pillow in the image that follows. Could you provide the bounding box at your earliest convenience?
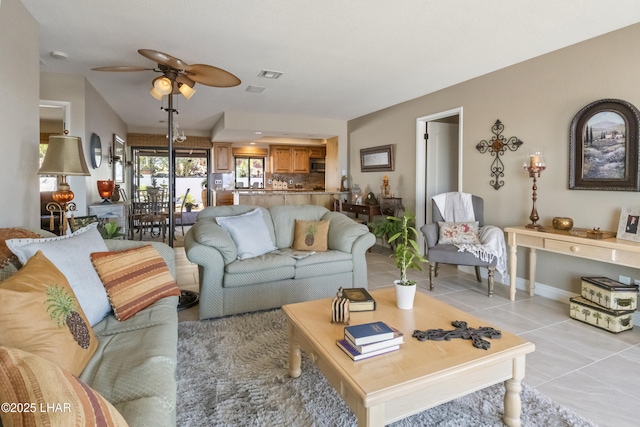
[0,346,128,427]
[91,245,180,321]
[292,219,330,252]
[0,251,98,376]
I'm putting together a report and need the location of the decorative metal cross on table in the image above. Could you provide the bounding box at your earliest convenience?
[476,119,524,190]
[412,320,502,350]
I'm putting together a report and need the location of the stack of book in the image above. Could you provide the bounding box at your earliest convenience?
[337,321,404,361]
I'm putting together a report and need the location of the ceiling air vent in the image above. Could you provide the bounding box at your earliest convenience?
[257,69,283,79]
[246,85,266,93]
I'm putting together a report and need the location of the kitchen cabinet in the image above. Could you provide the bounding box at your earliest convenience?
[271,146,312,173]
[308,146,326,158]
[213,143,233,172]
[292,147,310,173]
[271,146,293,173]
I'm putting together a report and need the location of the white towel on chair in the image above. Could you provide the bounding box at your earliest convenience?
[433,192,475,222]
[456,226,507,277]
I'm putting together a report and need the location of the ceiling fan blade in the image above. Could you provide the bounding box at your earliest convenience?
[91,66,153,72]
[187,64,241,87]
[138,49,191,71]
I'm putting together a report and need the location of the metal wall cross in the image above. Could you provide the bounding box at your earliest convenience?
[412,320,502,350]
[476,119,524,190]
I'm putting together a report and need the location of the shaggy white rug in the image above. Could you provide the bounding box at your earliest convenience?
[176,309,596,427]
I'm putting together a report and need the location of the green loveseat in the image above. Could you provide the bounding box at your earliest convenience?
[184,204,376,320]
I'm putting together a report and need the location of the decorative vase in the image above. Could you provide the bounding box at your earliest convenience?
[395,280,417,310]
[97,180,114,204]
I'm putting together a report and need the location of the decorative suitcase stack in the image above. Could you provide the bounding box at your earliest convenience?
[569,276,639,333]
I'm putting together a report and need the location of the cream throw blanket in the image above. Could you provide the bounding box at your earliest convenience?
[433,192,507,277]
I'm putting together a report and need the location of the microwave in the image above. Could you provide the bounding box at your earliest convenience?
[310,158,325,172]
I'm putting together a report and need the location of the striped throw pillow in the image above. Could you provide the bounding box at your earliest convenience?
[0,346,128,427]
[90,245,180,321]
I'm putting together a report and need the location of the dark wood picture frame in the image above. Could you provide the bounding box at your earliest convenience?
[360,144,395,172]
[569,99,640,191]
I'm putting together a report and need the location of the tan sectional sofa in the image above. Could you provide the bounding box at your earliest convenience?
[0,232,178,427]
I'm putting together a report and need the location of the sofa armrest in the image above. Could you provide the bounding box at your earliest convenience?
[322,211,372,253]
[420,223,439,249]
[104,240,177,280]
[184,228,227,319]
[189,219,238,265]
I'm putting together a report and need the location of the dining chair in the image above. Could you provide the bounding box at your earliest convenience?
[174,188,190,236]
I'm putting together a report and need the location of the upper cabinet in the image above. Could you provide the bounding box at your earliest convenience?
[271,146,293,173]
[213,143,233,172]
[292,147,310,173]
[270,145,319,173]
[308,146,326,158]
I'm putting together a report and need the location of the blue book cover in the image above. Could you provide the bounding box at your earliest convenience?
[344,321,394,345]
[336,339,399,361]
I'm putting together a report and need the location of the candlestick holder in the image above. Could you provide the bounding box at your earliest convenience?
[523,150,546,230]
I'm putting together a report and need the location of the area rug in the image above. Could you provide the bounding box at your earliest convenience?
[176,309,596,427]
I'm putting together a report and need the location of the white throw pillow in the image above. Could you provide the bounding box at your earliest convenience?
[216,209,277,260]
[6,223,111,326]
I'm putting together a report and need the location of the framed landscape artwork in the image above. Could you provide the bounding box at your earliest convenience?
[360,144,395,172]
[569,99,640,191]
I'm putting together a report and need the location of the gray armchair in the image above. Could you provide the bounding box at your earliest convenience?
[420,193,500,296]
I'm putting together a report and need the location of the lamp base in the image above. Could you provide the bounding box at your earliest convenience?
[100,198,113,204]
[525,223,545,231]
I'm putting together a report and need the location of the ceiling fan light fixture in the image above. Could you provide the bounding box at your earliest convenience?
[178,83,196,100]
[149,87,164,100]
[153,76,173,95]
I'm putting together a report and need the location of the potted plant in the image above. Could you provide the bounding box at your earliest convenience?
[147,177,160,196]
[99,221,124,240]
[181,193,197,212]
[387,212,428,309]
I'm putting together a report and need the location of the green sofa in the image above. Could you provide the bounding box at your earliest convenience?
[184,204,376,320]
[0,236,178,427]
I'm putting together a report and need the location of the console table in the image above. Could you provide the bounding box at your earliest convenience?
[340,203,381,223]
[89,202,128,234]
[504,226,640,301]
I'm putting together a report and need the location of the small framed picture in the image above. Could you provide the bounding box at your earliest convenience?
[616,207,640,242]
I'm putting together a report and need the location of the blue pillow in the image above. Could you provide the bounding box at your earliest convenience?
[215,209,277,260]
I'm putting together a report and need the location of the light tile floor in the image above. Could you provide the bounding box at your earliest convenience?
[175,244,640,427]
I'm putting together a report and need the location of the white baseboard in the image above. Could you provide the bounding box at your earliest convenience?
[459,266,640,324]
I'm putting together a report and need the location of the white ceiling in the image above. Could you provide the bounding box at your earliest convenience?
[21,0,640,142]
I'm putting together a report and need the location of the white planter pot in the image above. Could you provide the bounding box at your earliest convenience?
[395,280,417,310]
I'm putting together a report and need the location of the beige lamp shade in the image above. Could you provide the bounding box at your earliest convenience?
[39,135,91,176]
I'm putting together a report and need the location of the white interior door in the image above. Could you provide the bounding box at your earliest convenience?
[426,121,459,223]
[415,108,463,252]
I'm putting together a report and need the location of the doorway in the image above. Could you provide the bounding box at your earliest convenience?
[415,107,463,251]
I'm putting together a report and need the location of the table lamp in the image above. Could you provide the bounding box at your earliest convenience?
[39,133,91,234]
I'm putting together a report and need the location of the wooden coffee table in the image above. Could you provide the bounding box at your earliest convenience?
[282,287,535,427]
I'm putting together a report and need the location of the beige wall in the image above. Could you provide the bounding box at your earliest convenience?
[0,0,39,228]
[348,23,640,295]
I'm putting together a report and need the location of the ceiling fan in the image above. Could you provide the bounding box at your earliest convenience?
[92,49,240,248]
[92,49,241,99]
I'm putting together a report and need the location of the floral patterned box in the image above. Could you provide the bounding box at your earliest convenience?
[581,276,638,311]
[570,296,634,333]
